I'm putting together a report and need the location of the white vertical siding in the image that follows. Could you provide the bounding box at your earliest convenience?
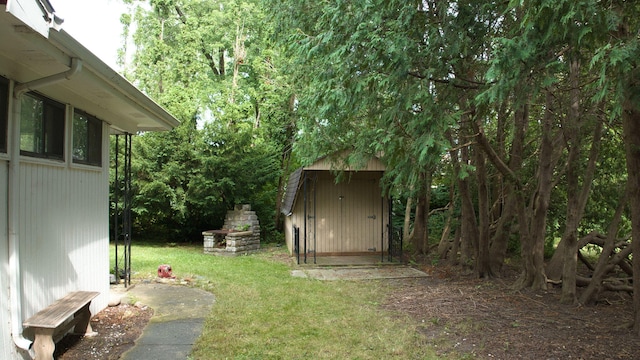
[18,161,109,321]
[0,158,16,360]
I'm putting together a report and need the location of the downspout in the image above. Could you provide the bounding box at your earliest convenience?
[14,57,82,97]
[8,81,31,352]
[9,58,83,352]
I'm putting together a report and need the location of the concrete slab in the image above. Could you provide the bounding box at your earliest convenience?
[293,255,401,267]
[134,320,205,345]
[122,344,192,360]
[291,266,428,281]
[118,282,215,360]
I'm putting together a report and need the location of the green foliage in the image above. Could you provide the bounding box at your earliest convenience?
[112,0,295,242]
[128,118,282,241]
[268,0,640,275]
[114,243,434,358]
[270,0,459,200]
[114,0,640,289]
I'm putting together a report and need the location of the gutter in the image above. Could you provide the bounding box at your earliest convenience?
[14,57,82,97]
[9,58,83,353]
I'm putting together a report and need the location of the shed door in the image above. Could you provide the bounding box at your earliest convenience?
[316,178,381,253]
[344,179,381,252]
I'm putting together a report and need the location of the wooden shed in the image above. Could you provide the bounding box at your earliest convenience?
[281,152,392,262]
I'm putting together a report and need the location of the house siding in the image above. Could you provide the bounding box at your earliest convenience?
[0,4,179,356]
[0,119,111,356]
[0,158,16,360]
[18,161,110,323]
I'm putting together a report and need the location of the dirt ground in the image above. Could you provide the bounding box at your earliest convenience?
[384,264,640,359]
[54,303,153,360]
[54,256,639,360]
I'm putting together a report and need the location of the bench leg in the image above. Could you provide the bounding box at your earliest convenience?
[73,303,97,336]
[32,328,55,360]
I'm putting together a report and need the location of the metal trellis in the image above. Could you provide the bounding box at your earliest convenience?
[113,133,133,287]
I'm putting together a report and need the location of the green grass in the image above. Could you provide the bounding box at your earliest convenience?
[111,243,440,359]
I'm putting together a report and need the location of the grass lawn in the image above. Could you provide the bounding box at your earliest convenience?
[111,242,437,359]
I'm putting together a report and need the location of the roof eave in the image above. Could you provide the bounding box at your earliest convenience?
[49,30,180,131]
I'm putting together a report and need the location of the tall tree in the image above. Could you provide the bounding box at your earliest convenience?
[606,2,640,334]
[118,0,295,240]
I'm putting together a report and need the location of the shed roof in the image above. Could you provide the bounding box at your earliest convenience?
[280,167,303,216]
[0,1,180,133]
[280,152,385,216]
[304,150,386,172]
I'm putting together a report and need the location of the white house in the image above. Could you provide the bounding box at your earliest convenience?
[0,1,179,358]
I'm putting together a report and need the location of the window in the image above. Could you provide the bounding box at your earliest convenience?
[0,76,8,153]
[72,110,102,166]
[20,92,65,160]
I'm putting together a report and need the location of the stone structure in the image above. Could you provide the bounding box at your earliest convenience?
[203,204,260,256]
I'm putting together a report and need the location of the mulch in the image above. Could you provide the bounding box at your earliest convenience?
[55,303,153,360]
[383,264,640,359]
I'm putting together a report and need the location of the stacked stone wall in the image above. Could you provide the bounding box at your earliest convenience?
[202,204,260,256]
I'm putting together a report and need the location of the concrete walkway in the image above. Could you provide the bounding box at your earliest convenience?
[116,282,215,360]
[291,266,429,280]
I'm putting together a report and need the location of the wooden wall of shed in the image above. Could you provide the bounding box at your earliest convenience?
[285,171,388,256]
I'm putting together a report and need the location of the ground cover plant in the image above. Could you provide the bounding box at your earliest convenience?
[117,243,432,359]
[58,243,640,359]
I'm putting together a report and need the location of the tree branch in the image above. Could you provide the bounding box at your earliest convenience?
[174,5,221,76]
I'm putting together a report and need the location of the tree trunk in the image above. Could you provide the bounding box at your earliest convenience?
[621,80,640,335]
[458,144,478,266]
[579,185,628,304]
[273,147,291,232]
[403,196,413,242]
[547,112,603,281]
[437,205,453,259]
[411,193,428,255]
[450,226,462,265]
[489,189,516,273]
[487,103,527,273]
[437,182,455,259]
[515,91,557,291]
[446,126,476,266]
[274,96,297,232]
[559,57,582,304]
[473,139,492,278]
[423,171,432,254]
[230,25,246,105]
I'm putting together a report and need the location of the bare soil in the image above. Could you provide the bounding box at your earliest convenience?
[384,264,640,359]
[54,303,153,360]
[53,253,639,360]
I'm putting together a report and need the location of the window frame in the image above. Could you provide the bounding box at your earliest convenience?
[19,92,65,161]
[72,109,103,167]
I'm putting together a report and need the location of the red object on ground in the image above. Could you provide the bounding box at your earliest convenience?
[157,264,174,278]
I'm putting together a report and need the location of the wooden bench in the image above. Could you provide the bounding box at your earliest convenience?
[23,291,99,360]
